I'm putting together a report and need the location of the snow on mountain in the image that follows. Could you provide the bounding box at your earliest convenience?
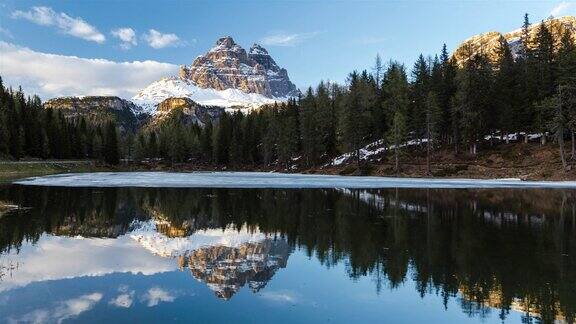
[129,220,268,258]
[131,36,299,115]
[131,77,285,115]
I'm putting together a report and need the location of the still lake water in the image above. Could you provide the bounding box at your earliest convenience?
[0,175,575,323]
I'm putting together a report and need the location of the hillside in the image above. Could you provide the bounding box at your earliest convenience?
[453,16,576,65]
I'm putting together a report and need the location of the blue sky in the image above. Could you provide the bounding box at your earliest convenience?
[0,0,574,99]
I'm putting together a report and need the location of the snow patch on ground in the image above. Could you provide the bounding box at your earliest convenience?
[329,139,427,166]
[14,172,576,189]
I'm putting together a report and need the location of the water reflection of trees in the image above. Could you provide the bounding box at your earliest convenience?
[0,185,574,322]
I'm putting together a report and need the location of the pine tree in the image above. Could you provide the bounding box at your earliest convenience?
[103,121,120,165]
[214,113,231,164]
[382,62,410,171]
[410,54,431,141]
[229,111,244,165]
[316,81,337,157]
[439,44,457,144]
[534,20,556,100]
[200,120,213,162]
[341,72,368,166]
[539,86,570,170]
[558,30,576,157]
[0,111,8,157]
[454,50,493,155]
[388,110,407,172]
[494,35,518,143]
[299,87,322,166]
[424,91,442,175]
[263,106,279,165]
[148,131,158,158]
[277,107,299,169]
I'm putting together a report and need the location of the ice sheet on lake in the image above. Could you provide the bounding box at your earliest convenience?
[12,172,576,189]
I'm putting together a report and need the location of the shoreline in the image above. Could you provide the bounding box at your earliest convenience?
[10,170,576,189]
[3,142,576,183]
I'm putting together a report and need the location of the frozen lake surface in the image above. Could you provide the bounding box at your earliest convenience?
[13,171,576,188]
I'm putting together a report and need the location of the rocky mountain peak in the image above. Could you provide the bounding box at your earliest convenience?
[178,36,299,99]
[249,43,269,55]
[215,36,236,47]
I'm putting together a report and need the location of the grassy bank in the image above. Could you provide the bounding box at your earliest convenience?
[0,160,108,182]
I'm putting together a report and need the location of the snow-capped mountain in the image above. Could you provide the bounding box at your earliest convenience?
[129,219,291,300]
[131,77,283,115]
[132,36,299,114]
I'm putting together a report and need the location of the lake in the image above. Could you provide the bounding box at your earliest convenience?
[0,173,574,323]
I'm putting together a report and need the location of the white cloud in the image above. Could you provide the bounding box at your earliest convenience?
[258,290,298,303]
[260,31,319,47]
[550,2,574,16]
[0,42,178,100]
[0,232,177,293]
[143,29,182,49]
[9,293,103,323]
[12,6,105,43]
[112,27,137,49]
[109,292,134,308]
[142,287,176,307]
[0,27,13,38]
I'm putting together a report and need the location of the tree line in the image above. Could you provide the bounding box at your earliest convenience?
[132,15,576,171]
[2,15,576,170]
[0,80,121,164]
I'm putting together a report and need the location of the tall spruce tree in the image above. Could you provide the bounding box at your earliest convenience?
[383,62,410,171]
[424,91,442,175]
[494,35,518,143]
[341,71,368,166]
[103,121,120,165]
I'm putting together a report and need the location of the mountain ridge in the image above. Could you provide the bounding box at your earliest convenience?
[453,16,576,66]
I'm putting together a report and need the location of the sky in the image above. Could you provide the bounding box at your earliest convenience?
[0,0,575,100]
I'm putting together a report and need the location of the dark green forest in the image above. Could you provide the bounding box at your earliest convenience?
[1,15,575,170]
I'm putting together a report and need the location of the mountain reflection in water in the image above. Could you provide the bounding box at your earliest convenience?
[0,185,574,323]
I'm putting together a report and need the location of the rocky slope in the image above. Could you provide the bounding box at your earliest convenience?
[179,36,299,98]
[153,97,224,126]
[43,96,144,133]
[453,16,576,66]
[186,238,290,300]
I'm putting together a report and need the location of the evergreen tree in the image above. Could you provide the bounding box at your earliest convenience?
[453,50,493,155]
[214,113,231,164]
[200,120,213,162]
[410,54,431,141]
[148,131,158,158]
[494,35,518,143]
[424,91,442,175]
[382,62,410,171]
[316,82,337,157]
[229,111,244,165]
[439,44,457,144]
[299,87,322,166]
[103,121,120,165]
[341,72,369,166]
[558,30,576,156]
